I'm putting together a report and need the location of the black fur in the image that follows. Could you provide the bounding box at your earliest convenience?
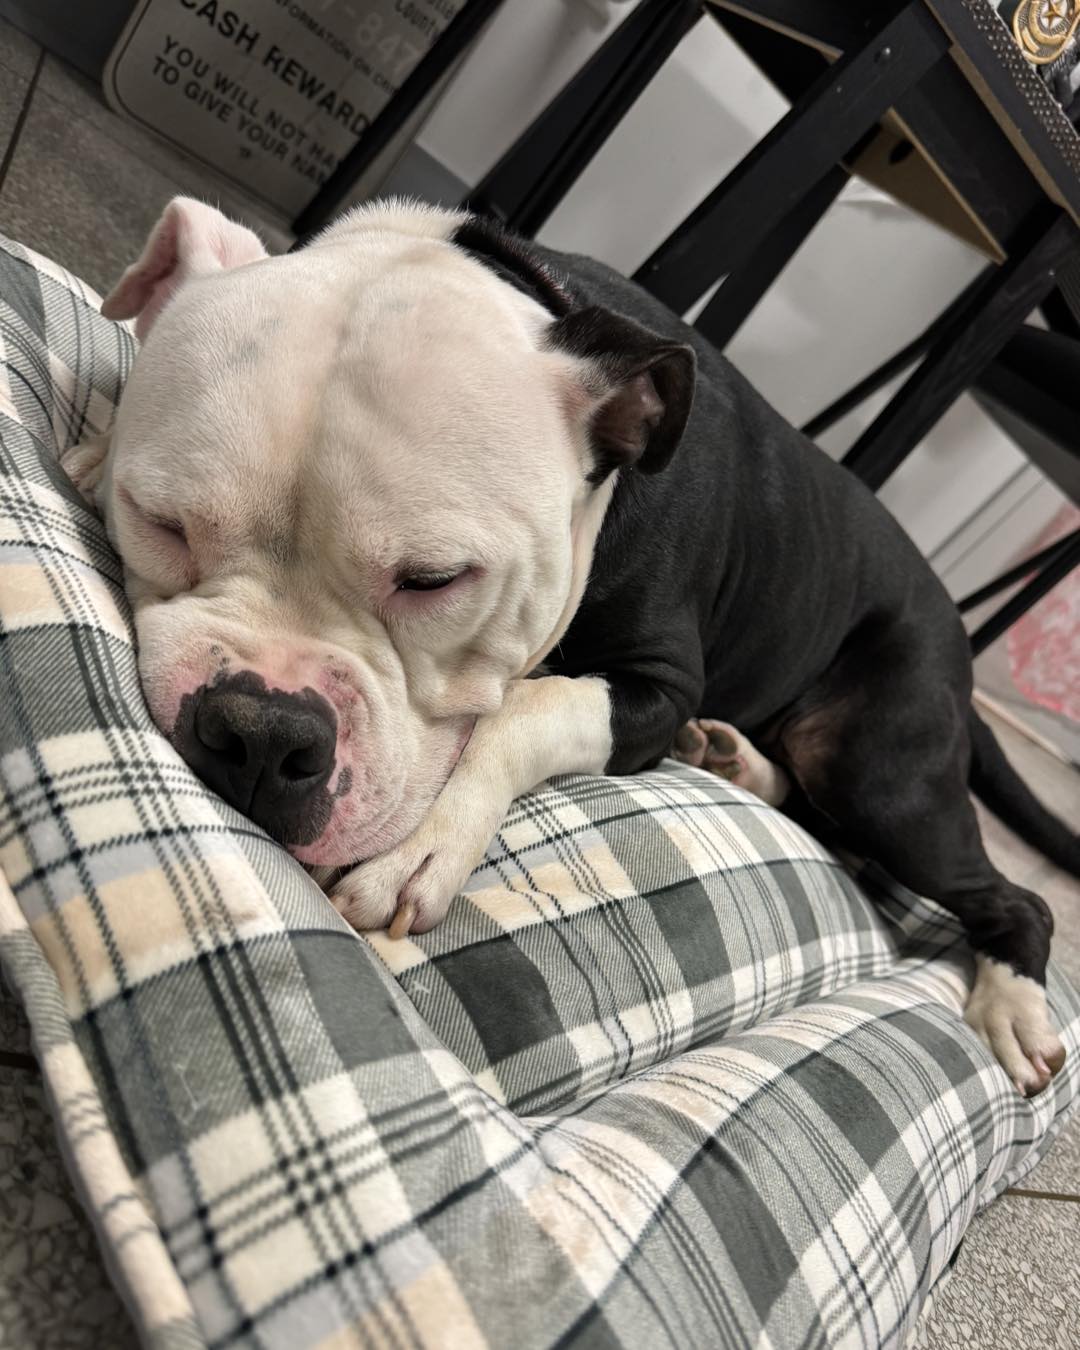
[546,306,696,479]
[456,219,1079,997]
[452,216,572,317]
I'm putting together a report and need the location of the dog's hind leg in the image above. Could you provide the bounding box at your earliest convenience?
[673,719,791,806]
[777,623,1065,1096]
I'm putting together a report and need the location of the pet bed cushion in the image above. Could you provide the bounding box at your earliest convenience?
[1,234,1078,1350]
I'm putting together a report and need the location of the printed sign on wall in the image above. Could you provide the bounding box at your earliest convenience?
[105,0,463,216]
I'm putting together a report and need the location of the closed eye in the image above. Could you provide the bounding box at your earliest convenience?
[117,486,194,592]
[396,568,467,593]
[146,513,187,544]
[119,487,187,543]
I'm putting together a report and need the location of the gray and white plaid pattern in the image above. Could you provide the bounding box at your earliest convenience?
[1,234,1078,1350]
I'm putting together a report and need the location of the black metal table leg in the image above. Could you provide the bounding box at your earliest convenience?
[291,0,508,243]
[694,162,849,350]
[841,211,1079,491]
[969,527,1080,655]
[466,0,702,237]
[633,1,948,313]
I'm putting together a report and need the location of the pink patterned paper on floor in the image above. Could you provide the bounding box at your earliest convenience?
[1006,505,1080,726]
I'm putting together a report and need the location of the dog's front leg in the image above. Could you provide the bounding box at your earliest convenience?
[329,675,615,937]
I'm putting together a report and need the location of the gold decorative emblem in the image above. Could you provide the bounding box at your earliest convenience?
[1012,0,1080,64]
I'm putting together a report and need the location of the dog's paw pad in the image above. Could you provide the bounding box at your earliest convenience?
[672,720,709,767]
[965,956,1066,1098]
[699,722,740,763]
[695,719,791,807]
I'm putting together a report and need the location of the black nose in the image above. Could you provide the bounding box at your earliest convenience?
[175,672,338,846]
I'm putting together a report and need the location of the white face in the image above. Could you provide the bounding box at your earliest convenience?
[94,207,609,865]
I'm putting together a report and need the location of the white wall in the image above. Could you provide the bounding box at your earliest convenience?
[418,0,1059,566]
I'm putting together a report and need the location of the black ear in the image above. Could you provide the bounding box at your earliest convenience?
[547,306,696,482]
[452,215,573,316]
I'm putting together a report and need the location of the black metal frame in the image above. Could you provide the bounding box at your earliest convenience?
[958,529,1080,614]
[968,528,1080,656]
[819,306,1080,651]
[840,210,1078,490]
[694,163,850,351]
[290,0,509,243]
[466,0,702,236]
[634,3,949,310]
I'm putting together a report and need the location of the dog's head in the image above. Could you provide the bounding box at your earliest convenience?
[70,198,694,864]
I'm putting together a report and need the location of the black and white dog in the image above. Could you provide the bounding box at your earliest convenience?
[65,198,1078,1095]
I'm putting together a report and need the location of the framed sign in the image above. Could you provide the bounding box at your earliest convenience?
[104,0,464,216]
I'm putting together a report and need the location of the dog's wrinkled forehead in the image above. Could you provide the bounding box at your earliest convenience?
[133,227,555,418]
[115,221,581,538]
[105,198,696,564]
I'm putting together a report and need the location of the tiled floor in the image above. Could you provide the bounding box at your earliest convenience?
[913,711,1080,1348]
[0,21,291,296]
[0,14,1078,1348]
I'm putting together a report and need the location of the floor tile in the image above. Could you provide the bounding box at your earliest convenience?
[910,1193,1080,1348]
[1033,860,1080,991]
[0,1068,137,1349]
[0,14,36,167]
[0,986,31,1058]
[975,632,1080,767]
[974,705,1080,835]
[0,75,188,294]
[0,54,291,293]
[971,709,1080,986]
[0,16,41,79]
[0,64,29,166]
[973,796,1049,891]
[35,55,292,249]
[1022,1109,1080,1198]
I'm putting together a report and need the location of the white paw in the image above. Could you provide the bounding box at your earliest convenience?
[328,813,498,939]
[964,955,1067,1097]
[673,719,790,806]
[59,433,110,506]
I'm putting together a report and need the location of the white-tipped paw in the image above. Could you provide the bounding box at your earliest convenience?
[964,956,1066,1097]
[672,718,790,806]
[327,812,498,939]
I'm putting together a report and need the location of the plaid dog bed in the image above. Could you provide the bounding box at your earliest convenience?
[1,232,1078,1350]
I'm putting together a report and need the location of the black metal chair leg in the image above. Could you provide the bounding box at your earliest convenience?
[465,0,702,237]
[800,266,992,438]
[969,528,1080,655]
[958,529,1080,614]
[973,324,1080,504]
[291,0,508,243]
[633,2,948,314]
[694,163,849,351]
[842,211,1079,491]
[1038,288,1080,339]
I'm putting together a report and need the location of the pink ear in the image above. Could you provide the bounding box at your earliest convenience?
[100,197,267,341]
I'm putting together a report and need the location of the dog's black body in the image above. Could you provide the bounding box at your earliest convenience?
[459,219,1079,1000]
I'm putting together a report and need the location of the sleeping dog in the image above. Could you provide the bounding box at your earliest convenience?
[65,197,1079,1096]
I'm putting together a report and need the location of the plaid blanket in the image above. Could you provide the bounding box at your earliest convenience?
[1,232,1078,1350]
